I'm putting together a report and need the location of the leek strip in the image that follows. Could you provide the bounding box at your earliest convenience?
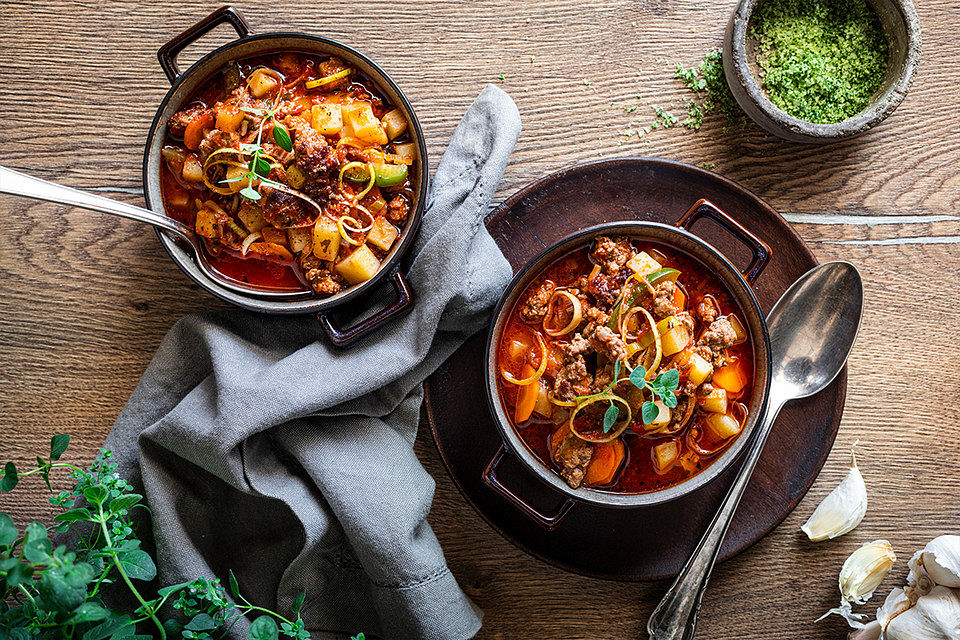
[501,333,547,386]
[568,394,632,443]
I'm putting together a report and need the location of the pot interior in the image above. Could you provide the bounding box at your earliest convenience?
[486,222,771,508]
[143,34,427,314]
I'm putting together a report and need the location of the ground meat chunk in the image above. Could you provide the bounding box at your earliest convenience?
[588,325,628,361]
[560,333,590,357]
[197,129,239,162]
[652,280,679,319]
[299,253,343,296]
[694,316,738,366]
[697,296,719,324]
[261,189,313,227]
[294,125,338,181]
[591,236,634,275]
[552,355,592,401]
[552,433,595,489]
[166,103,208,136]
[581,305,611,336]
[386,195,410,223]
[676,311,696,335]
[519,280,556,322]
[587,270,629,305]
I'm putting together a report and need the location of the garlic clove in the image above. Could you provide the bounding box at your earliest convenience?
[841,540,897,604]
[920,535,960,589]
[883,585,960,640]
[802,446,868,541]
[848,620,881,640]
[820,540,897,628]
[877,587,911,628]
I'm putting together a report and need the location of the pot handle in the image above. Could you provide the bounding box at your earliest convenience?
[316,267,414,347]
[157,6,251,85]
[482,444,576,531]
[676,199,772,283]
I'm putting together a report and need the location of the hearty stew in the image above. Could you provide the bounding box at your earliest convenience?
[496,236,754,493]
[160,52,417,295]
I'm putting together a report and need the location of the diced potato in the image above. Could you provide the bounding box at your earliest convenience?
[312,217,340,261]
[224,164,246,193]
[661,321,691,356]
[704,412,742,440]
[701,388,728,414]
[195,208,219,239]
[287,227,312,254]
[311,103,343,136]
[381,108,408,140]
[335,243,380,284]
[247,69,279,97]
[166,185,189,208]
[506,338,529,362]
[627,251,662,276]
[291,95,313,115]
[238,205,268,233]
[645,399,671,433]
[261,226,287,246]
[182,154,203,183]
[686,352,714,386]
[652,440,679,473]
[286,164,307,190]
[343,103,388,145]
[532,381,553,418]
[215,104,245,133]
[393,142,417,163]
[366,217,399,251]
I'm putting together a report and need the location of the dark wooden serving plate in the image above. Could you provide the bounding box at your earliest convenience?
[424,158,845,581]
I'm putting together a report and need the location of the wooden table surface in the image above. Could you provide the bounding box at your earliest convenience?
[2,1,958,638]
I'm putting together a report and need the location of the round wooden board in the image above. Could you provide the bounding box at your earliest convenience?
[424,158,845,581]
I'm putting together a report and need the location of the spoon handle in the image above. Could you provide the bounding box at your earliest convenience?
[0,165,194,243]
[646,397,786,640]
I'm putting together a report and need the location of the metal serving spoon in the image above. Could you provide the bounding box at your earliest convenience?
[647,260,863,640]
[0,165,306,299]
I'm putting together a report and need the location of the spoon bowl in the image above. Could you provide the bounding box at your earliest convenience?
[647,261,863,640]
[768,262,863,399]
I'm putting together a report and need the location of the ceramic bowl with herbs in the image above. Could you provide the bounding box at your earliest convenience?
[723,0,921,143]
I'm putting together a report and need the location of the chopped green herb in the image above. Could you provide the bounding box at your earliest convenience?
[674,49,743,128]
[624,105,638,113]
[497,73,505,82]
[750,0,889,123]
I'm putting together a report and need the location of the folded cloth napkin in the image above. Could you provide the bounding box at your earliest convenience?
[104,85,520,640]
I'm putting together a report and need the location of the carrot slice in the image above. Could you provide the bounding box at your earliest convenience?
[184,110,214,151]
[713,362,747,393]
[584,439,625,487]
[673,287,686,310]
[514,365,539,422]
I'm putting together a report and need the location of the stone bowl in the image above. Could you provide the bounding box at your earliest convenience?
[723,0,921,143]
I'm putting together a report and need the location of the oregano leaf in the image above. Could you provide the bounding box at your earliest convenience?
[661,391,678,409]
[641,401,659,425]
[602,402,620,433]
[118,550,156,581]
[657,368,680,391]
[272,124,292,152]
[185,613,217,631]
[228,569,240,598]
[248,615,279,640]
[109,494,142,514]
[23,521,52,562]
[55,508,93,523]
[50,434,71,461]
[83,486,108,507]
[240,186,262,201]
[629,365,647,388]
[1,461,18,492]
[0,513,17,546]
[292,591,305,615]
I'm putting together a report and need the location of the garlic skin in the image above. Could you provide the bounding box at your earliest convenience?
[823,540,897,627]
[802,447,868,541]
[883,586,960,640]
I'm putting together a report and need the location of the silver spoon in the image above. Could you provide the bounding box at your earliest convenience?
[647,260,863,640]
[0,165,306,299]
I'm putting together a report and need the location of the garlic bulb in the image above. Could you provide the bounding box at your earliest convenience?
[884,586,960,640]
[846,534,960,640]
[802,446,868,541]
[823,540,897,627]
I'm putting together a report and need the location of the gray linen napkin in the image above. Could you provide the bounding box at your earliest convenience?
[103,84,520,640]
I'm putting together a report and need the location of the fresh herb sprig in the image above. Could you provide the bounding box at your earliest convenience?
[222,104,294,202]
[0,436,357,640]
[579,359,680,433]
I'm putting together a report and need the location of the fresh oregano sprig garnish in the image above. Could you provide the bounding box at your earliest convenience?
[583,359,680,433]
[1,435,360,640]
[221,104,294,201]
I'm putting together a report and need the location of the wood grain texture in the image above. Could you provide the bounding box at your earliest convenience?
[1,1,958,639]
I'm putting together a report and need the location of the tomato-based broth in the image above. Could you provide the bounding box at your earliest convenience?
[159,51,417,296]
[496,237,754,494]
